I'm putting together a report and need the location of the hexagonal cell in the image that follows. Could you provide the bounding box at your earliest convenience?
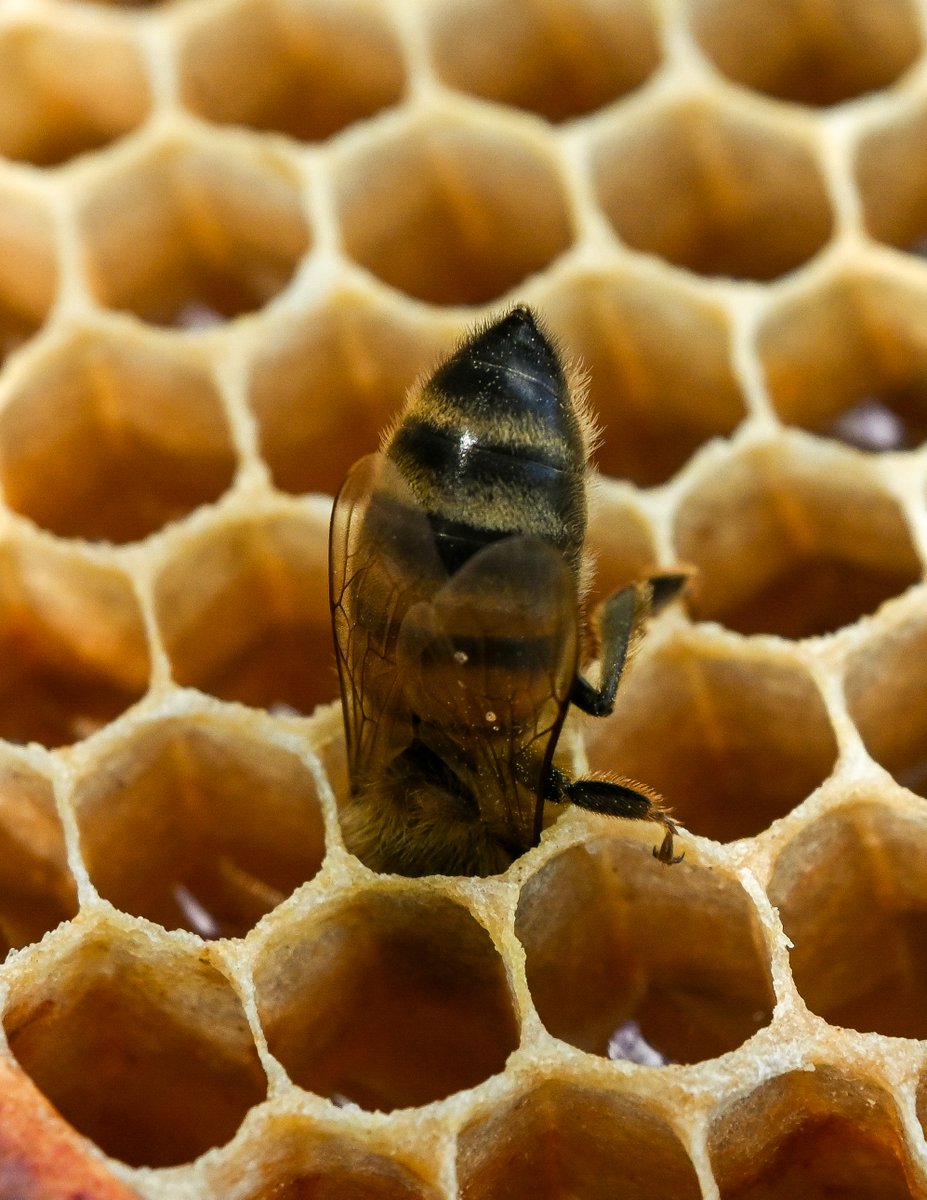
[254,890,520,1109]
[3,923,267,1167]
[0,21,151,167]
[0,542,150,748]
[516,838,775,1062]
[770,803,927,1038]
[426,0,660,123]
[73,715,325,938]
[154,510,334,715]
[249,298,447,497]
[845,604,927,796]
[584,632,838,842]
[673,439,921,638]
[547,272,745,486]
[179,0,405,142]
[0,187,56,365]
[857,102,927,254]
[77,136,310,326]
[591,100,833,280]
[0,758,77,954]
[759,272,927,450]
[334,114,573,306]
[0,330,238,543]
[205,1114,442,1200]
[690,0,921,108]
[458,1079,701,1200]
[708,1067,925,1199]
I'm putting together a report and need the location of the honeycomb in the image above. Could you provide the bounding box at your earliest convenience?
[3,0,927,1195]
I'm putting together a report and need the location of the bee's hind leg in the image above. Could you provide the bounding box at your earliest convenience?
[571,574,688,718]
[545,766,683,865]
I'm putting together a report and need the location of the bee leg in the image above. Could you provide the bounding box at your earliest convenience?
[546,766,683,865]
[572,573,687,719]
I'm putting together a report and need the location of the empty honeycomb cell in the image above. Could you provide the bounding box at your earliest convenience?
[547,272,745,486]
[689,0,921,108]
[583,630,838,843]
[0,22,151,168]
[592,100,833,280]
[708,1066,926,1199]
[154,509,333,715]
[857,103,927,254]
[0,758,77,954]
[179,0,405,142]
[205,1114,442,1200]
[769,802,927,1039]
[73,714,325,938]
[457,1078,701,1200]
[426,0,660,124]
[673,439,921,638]
[845,602,927,795]
[759,272,927,450]
[0,329,238,543]
[0,188,56,365]
[249,297,448,497]
[334,115,573,306]
[254,889,520,1110]
[0,541,149,747]
[3,922,267,1168]
[78,135,309,326]
[515,838,775,1063]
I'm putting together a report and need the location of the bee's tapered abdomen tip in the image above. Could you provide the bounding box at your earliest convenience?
[429,306,566,421]
[479,305,547,355]
[451,306,553,370]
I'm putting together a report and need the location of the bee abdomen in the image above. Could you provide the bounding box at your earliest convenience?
[386,307,588,574]
[389,422,581,572]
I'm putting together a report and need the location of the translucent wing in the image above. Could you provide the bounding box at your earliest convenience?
[397,535,579,852]
[329,453,447,786]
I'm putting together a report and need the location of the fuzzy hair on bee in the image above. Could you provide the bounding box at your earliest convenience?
[329,306,685,877]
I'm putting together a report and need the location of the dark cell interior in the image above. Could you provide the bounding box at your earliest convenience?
[336,123,573,306]
[76,718,326,938]
[709,1068,924,1200]
[585,639,838,843]
[516,839,775,1063]
[428,0,660,123]
[5,947,266,1167]
[770,805,927,1040]
[458,1081,701,1200]
[257,894,520,1111]
[712,556,918,639]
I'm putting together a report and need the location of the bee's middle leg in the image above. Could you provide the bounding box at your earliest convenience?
[570,574,687,719]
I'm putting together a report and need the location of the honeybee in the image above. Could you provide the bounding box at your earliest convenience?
[329,306,684,877]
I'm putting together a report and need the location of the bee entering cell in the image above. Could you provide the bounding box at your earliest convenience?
[330,307,686,877]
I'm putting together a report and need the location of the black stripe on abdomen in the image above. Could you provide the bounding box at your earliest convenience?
[389,422,583,573]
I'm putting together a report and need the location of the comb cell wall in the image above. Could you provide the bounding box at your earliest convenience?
[1,0,927,1197]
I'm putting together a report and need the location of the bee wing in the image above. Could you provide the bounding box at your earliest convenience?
[330,452,447,784]
[397,535,579,851]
